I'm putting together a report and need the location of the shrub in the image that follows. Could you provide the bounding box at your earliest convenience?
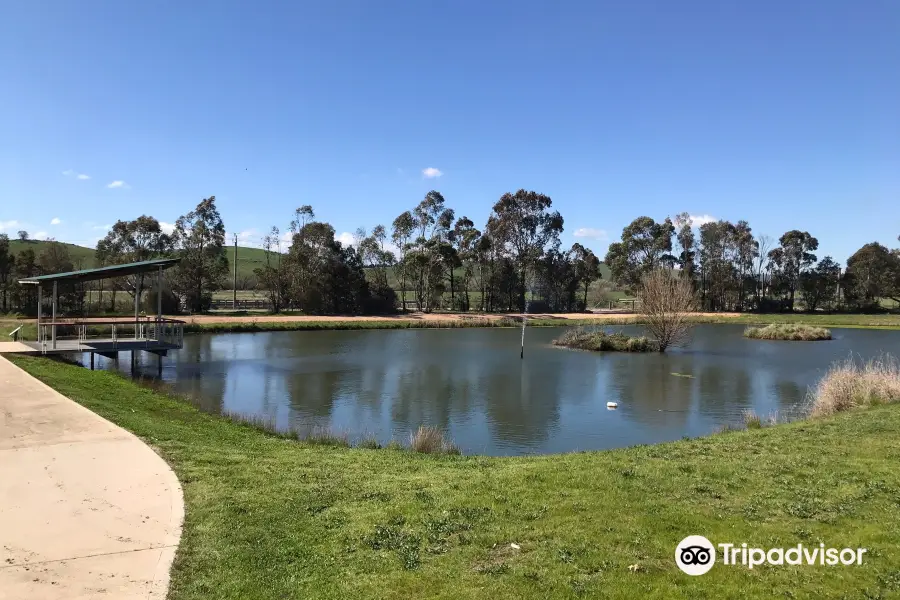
[638,268,697,352]
[808,355,900,417]
[744,324,831,341]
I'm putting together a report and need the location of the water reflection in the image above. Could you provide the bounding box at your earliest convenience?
[80,324,899,456]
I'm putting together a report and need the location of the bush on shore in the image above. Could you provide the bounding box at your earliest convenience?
[744,323,832,341]
[808,355,900,417]
[552,328,657,352]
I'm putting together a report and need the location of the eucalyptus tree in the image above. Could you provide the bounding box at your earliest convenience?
[605,216,675,292]
[571,243,602,309]
[800,256,841,311]
[486,189,563,311]
[844,242,899,309]
[0,234,12,312]
[767,230,818,311]
[451,217,480,311]
[170,196,229,312]
[391,210,415,311]
[95,215,174,308]
[673,212,696,281]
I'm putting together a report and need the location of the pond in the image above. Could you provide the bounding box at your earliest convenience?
[81,324,899,456]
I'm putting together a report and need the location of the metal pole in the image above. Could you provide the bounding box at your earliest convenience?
[37,285,42,343]
[52,281,57,350]
[134,277,141,340]
[157,266,163,320]
[233,233,238,310]
[520,314,526,359]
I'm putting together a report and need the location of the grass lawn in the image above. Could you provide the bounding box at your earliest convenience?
[8,355,900,599]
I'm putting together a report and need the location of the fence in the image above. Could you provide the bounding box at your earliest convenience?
[209,299,272,311]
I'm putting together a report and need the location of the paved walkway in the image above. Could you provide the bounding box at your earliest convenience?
[0,356,183,599]
[0,342,38,354]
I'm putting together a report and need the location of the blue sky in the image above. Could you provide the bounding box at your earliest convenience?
[1,0,897,262]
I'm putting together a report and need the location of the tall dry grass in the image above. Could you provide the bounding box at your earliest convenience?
[409,425,461,454]
[744,323,831,341]
[808,355,900,417]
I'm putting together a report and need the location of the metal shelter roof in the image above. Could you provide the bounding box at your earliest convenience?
[18,258,180,285]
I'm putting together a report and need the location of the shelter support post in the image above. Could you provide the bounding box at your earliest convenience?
[52,281,57,350]
[37,285,42,343]
[157,266,163,321]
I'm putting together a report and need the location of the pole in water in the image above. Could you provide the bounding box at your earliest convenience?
[520,313,526,359]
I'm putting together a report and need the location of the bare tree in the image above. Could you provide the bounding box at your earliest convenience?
[638,267,698,352]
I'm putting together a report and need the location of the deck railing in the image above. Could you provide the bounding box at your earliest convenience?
[37,317,185,353]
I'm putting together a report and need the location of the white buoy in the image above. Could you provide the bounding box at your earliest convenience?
[607,401,618,409]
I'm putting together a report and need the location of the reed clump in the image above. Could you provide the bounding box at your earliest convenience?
[744,323,831,341]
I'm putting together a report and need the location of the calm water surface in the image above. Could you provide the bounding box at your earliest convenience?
[86,325,899,456]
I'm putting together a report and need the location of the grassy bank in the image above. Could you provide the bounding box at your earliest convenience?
[3,311,900,342]
[744,323,832,341]
[552,328,656,352]
[7,355,900,599]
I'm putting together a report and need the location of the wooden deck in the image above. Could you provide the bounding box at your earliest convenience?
[20,339,181,355]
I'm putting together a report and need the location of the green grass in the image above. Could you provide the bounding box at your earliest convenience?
[744,324,833,341]
[8,355,900,599]
[552,328,656,352]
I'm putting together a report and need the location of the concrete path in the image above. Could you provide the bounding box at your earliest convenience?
[0,341,38,354]
[0,356,183,599]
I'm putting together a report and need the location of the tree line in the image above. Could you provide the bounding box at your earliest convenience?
[1,190,898,316]
[605,213,900,312]
[255,189,602,314]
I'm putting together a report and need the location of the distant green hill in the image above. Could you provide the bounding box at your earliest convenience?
[6,239,271,280]
[9,239,98,269]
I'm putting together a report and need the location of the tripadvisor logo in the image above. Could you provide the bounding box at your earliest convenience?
[676,535,716,575]
[675,536,867,575]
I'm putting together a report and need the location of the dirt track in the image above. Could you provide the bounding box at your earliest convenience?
[178,311,743,325]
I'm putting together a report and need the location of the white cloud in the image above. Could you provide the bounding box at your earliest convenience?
[573,227,608,241]
[159,221,175,235]
[335,231,355,247]
[34,231,48,240]
[92,224,112,231]
[50,217,62,225]
[689,214,717,226]
[0,220,20,233]
[62,169,90,180]
[107,180,129,189]
[422,167,443,179]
